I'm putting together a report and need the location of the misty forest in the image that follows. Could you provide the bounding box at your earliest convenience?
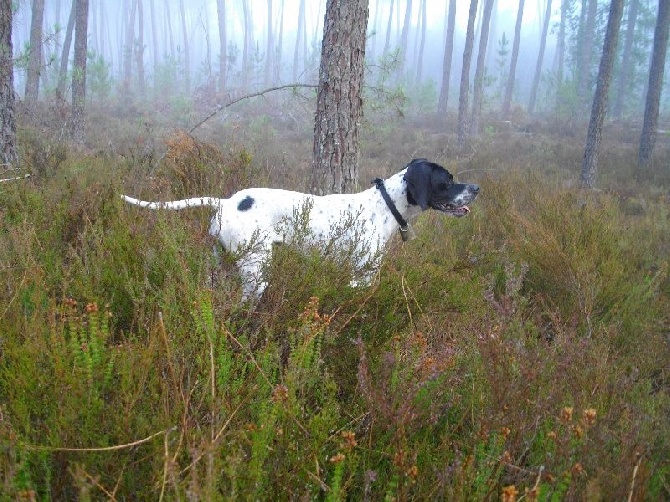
[1,0,669,499]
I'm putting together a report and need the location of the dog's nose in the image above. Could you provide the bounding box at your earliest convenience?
[470,184,480,194]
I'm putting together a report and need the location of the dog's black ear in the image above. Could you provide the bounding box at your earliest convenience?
[404,160,432,210]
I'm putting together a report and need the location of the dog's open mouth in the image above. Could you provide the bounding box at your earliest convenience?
[433,203,471,217]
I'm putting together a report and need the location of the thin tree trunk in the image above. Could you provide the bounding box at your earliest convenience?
[577,0,597,106]
[580,0,624,189]
[528,0,552,114]
[638,0,670,173]
[123,0,137,92]
[0,0,17,167]
[370,0,380,60]
[555,0,567,111]
[293,0,305,80]
[613,0,638,119]
[457,0,479,151]
[383,0,394,55]
[217,0,227,92]
[56,0,76,101]
[71,0,90,145]
[149,0,158,83]
[470,0,495,136]
[312,0,369,194]
[165,0,174,59]
[265,0,273,86]
[136,0,145,96]
[274,0,284,82]
[25,0,45,108]
[179,0,190,92]
[416,0,426,81]
[502,0,524,116]
[398,0,412,75]
[437,0,457,115]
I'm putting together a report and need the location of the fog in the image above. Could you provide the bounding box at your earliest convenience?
[9,0,668,120]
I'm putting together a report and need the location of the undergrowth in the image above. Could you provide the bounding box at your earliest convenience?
[0,128,668,500]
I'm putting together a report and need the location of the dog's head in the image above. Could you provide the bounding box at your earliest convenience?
[404,159,479,217]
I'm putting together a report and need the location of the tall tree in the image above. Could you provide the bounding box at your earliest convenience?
[501,0,524,116]
[580,0,624,189]
[383,0,394,55]
[437,0,457,115]
[555,0,567,111]
[216,0,227,92]
[135,0,145,96]
[312,0,369,194]
[122,0,137,93]
[613,0,639,119]
[398,0,412,76]
[528,0,552,114]
[25,0,45,108]
[0,0,17,167]
[457,0,479,150]
[179,0,190,92]
[56,0,76,101]
[264,0,273,86]
[577,0,598,107]
[293,0,306,80]
[638,0,670,173]
[71,0,90,145]
[470,0,495,136]
[415,0,427,81]
[274,0,284,82]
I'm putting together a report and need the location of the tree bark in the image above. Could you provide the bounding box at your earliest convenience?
[71,0,90,145]
[470,0,495,136]
[613,0,639,119]
[216,0,227,92]
[638,0,670,173]
[56,0,76,101]
[312,0,369,195]
[0,0,17,167]
[457,0,479,151]
[502,0,524,116]
[25,0,45,108]
[437,0,457,115]
[528,0,552,114]
[580,0,624,189]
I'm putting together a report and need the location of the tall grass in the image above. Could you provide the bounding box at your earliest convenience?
[0,126,668,499]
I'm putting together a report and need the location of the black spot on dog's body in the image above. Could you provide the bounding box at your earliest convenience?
[237,196,254,211]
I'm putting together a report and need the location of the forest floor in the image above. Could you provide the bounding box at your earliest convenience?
[1,96,669,499]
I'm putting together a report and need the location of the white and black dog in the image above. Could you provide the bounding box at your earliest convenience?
[123,158,479,299]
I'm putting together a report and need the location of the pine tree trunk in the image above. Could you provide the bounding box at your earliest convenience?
[293,0,305,81]
[528,0,552,114]
[398,0,412,76]
[638,0,670,173]
[312,0,369,195]
[136,0,145,96]
[470,0,495,136]
[0,0,17,167]
[25,0,45,108]
[437,0,456,115]
[383,0,394,55]
[416,0,426,81]
[580,0,624,189]
[613,0,639,119]
[457,0,479,151]
[71,0,89,146]
[179,0,190,92]
[56,0,76,101]
[217,0,227,92]
[502,0,524,116]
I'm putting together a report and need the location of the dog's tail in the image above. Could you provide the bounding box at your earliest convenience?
[122,195,222,210]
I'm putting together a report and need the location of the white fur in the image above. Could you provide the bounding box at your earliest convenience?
[123,169,420,299]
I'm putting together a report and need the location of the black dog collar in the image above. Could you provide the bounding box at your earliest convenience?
[372,178,409,241]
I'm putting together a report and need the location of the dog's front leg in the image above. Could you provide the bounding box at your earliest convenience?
[237,247,272,301]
